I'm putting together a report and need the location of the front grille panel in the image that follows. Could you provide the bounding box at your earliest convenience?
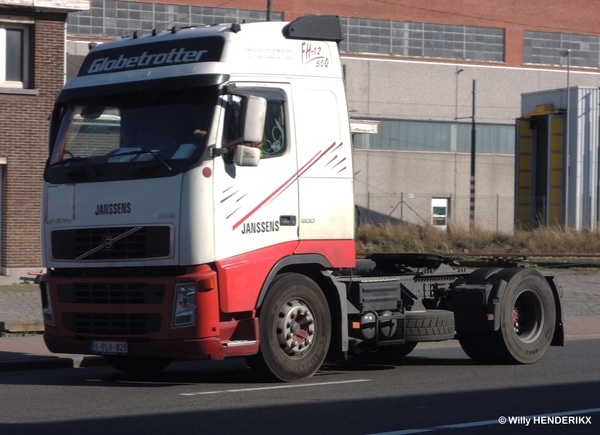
[51,226,171,261]
[63,313,161,335]
[57,283,164,304]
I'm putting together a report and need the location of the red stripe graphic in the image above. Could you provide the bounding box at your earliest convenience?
[232,142,338,230]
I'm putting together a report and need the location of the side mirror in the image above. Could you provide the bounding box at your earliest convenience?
[234,144,260,167]
[240,95,267,144]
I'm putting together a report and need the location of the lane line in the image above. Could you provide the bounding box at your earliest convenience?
[180,378,371,396]
[366,407,600,435]
[118,380,199,385]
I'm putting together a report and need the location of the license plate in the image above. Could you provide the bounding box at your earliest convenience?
[91,341,128,355]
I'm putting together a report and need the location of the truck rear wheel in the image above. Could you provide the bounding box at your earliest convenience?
[458,268,556,364]
[456,330,497,363]
[103,355,172,374]
[249,273,331,382]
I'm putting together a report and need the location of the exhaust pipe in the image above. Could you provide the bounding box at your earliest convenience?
[349,338,368,355]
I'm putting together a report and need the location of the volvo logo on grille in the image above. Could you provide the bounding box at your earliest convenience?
[75,226,143,260]
[103,236,114,250]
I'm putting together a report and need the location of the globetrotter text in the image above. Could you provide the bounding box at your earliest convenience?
[88,48,208,74]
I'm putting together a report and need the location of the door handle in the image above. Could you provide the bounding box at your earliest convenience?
[280,215,297,226]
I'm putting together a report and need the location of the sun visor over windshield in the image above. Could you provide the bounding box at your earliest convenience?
[56,74,230,104]
[79,36,225,77]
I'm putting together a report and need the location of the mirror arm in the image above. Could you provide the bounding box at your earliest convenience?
[210,146,229,158]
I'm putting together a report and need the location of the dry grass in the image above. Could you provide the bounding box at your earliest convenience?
[356,222,600,254]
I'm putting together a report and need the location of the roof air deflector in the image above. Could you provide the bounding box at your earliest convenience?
[282,15,343,42]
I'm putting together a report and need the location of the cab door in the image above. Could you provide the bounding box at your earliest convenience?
[212,84,299,313]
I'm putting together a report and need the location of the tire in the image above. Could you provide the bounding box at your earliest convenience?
[353,310,453,360]
[249,273,331,382]
[459,268,556,364]
[466,267,503,281]
[103,355,172,374]
[455,268,503,363]
[456,330,498,363]
[405,310,455,342]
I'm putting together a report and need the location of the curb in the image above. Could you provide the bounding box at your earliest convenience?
[0,320,44,333]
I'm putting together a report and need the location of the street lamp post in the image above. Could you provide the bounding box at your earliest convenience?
[561,49,571,230]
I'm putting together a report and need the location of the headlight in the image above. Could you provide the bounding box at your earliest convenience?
[41,283,55,325]
[172,283,196,328]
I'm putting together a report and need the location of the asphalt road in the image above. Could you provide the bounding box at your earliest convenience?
[0,337,598,435]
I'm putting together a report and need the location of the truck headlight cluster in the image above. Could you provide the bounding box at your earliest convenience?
[172,283,196,328]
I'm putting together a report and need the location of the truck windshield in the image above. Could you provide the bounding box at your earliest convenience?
[46,86,217,183]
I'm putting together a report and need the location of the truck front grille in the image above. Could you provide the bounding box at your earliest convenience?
[51,226,171,261]
[63,313,161,335]
[57,283,164,304]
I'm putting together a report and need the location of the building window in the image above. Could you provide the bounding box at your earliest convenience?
[341,18,504,62]
[353,119,515,154]
[524,31,600,68]
[432,198,449,230]
[0,24,29,88]
[68,1,283,38]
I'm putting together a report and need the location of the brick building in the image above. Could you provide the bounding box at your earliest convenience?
[64,1,600,231]
[3,1,600,280]
[0,0,88,283]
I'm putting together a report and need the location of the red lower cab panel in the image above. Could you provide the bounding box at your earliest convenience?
[41,264,259,360]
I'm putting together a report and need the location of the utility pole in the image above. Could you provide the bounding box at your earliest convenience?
[470,80,476,231]
[456,77,477,231]
[267,0,272,21]
[561,49,571,230]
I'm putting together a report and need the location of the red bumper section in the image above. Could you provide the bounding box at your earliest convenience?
[41,265,259,360]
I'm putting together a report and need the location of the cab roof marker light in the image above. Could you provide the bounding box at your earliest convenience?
[133,31,139,39]
[230,23,241,33]
[171,26,178,34]
[152,29,158,36]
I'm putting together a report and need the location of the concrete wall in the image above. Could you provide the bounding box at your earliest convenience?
[345,57,600,231]
[353,149,515,231]
[343,57,600,124]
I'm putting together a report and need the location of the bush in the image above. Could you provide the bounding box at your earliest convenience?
[355,222,600,254]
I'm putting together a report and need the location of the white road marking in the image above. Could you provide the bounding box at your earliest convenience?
[366,407,600,435]
[118,380,199,385]
[180,378,371,396]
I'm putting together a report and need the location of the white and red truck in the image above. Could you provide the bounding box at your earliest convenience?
[41,15,563,381]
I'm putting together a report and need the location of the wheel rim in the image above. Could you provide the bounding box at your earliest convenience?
[513,289,543,343]
[276,298,315,358]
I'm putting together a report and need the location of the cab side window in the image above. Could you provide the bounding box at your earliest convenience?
[258,100,286,158]
[221,91,287,158]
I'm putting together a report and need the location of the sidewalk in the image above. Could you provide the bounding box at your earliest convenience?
[1,269,600,372]
[0,284,106,371]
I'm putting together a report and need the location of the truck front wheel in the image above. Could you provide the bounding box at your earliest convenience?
[249,273,331,382]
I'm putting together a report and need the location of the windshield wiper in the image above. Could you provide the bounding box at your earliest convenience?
[111,150,173,171]
[49,153,100,174]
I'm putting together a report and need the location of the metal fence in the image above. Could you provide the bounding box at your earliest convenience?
[355,191,515,232]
